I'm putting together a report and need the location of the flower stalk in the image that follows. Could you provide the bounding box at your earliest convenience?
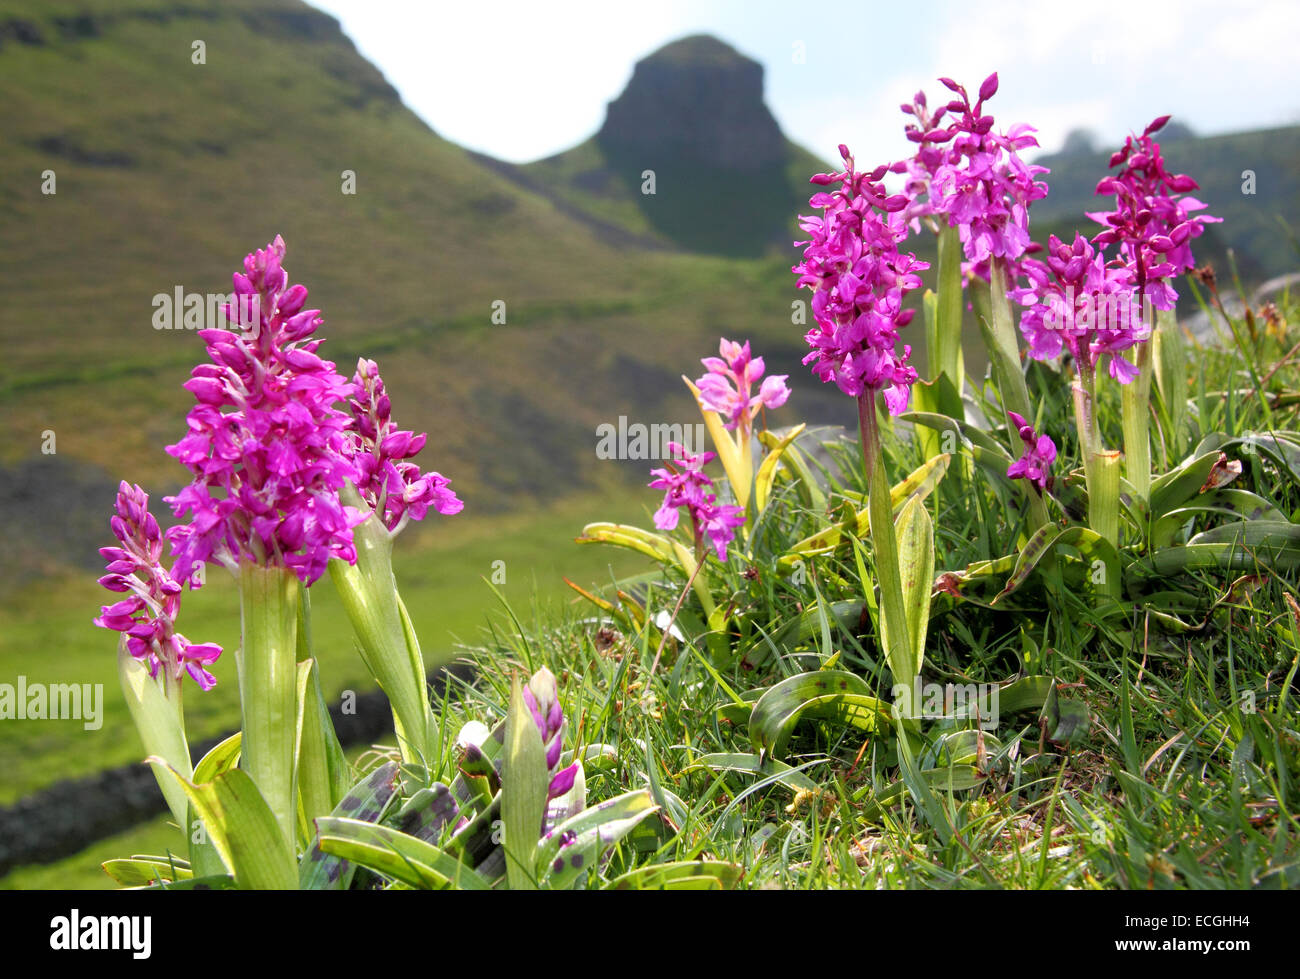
[1120,336,1154,504]
[236,562,301,849]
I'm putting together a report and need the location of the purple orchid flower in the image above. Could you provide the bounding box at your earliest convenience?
[95,482,223,690]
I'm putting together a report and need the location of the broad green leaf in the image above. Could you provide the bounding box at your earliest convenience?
[102,855,192,887]
[1131,542,1300,580]
[782,454,949,562]
[328,512,431,766]
[300,761,401,890]
[294,658,349,846]
[1151,488,1287,548]
[894,495,935,680]
[683,752,820,792]
[192,732,241,785]
[606,860,743,890]
[998,676,1056,714]
[992,523,1058,604]
[758,430,825,511]
[1150,450,1227,517]
[118,646,192,830]
[502,679,549,890]
[739,600,866,670]
[1189,519,1300,549]
[189,730,243,880]
[749,671,890,761]
[754,423,807,513]
[996,526,1119,604]
[316,817,490,890]
[151,761,297,890]
[537,789,658,889]
[577,522,680,566]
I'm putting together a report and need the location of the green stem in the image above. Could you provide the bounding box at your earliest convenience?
[983,262,1051,531]
[1121,339,1154,504]
[1072,360,1110,543]
[236,562,300,850]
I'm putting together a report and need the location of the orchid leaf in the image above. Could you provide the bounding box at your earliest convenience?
[683,752,820,792]
[300,761,401,890]
[754,423,806,513]
[749,671,891,761]
[606,860,743,890]
[502,678,549,890]
[151,761,297,891]
[316,817,490,890]
[536,789,658,889]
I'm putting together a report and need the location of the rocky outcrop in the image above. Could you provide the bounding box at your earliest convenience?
[597,34,787,174]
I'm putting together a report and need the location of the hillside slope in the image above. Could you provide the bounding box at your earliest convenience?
[0,3,846,591]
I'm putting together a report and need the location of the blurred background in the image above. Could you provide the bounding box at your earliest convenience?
[1,0,1296,887]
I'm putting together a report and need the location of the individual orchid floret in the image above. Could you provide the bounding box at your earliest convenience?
[345,358,463,534]
[94,482,223,690]
[164,236,365,586]
[922,73,1049,277]
[793,144,927,413]
[1089,115,1221,309]
[695,338,790,432]
[1005,413,1057,493]
[648,442,746,561]
[1010,233,1148,382]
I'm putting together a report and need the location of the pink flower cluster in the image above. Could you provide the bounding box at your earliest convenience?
[1011,233,1148,382]
[648,442,746,561]
[927,74,1049,277]
[1005,413,1057,494]
[696,338,790,432]
[346,358,463,533]
[1089,115,1220,309]
[793,145,927,413]
[95,483,223,690]
[164,237,365,586]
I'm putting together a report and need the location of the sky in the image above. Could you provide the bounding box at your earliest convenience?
[310,0,1300,166]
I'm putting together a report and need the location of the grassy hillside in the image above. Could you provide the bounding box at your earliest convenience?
[0,0,852,596]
